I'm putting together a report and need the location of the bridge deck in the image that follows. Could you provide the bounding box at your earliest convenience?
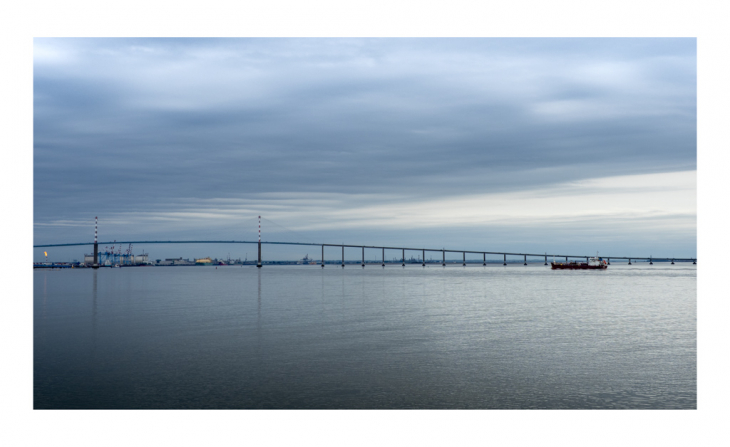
[32,240,696,262]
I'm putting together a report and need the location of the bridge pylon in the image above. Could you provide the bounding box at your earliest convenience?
[92,216,99,269]
[257,216,262,268]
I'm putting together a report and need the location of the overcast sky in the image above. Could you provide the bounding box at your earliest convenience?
[33,38,696,261]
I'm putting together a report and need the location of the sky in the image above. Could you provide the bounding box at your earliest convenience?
[10,3,727,444]
[33,38,696,261]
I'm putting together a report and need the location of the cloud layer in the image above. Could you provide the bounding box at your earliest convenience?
[34,38,696,258]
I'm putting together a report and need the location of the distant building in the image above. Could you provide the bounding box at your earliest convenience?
[195,257,213,265]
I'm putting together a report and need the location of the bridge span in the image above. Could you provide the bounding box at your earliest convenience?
[34,239,697,268]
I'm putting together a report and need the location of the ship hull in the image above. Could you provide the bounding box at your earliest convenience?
[551,262,607,270]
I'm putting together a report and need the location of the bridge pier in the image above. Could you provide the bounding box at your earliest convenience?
[524,254,527,266]
[442,250,445,267]
[92,216,99,269]
[422,249,425,267]
[257,240,262,268]
[257,216,262,268]
[565,256,568,262]
[362,246,365,267]
[693,259,696,265]
[342,245,345,267]
[463,252,466,266]
[628,259,632,265]
[483,253,486,266]
[607,258,610,265]
[382,247,385,267]
[402,248,405,267]
[544,254,547,266]
[650,256,653,265]
[671,259,674,265]
[503,253,506,266]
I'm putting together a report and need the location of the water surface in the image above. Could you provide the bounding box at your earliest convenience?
[34,264,696,409]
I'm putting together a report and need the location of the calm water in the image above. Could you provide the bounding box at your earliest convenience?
[34,264,696,409]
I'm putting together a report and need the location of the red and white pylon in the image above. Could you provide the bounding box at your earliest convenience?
[257,215,262,268]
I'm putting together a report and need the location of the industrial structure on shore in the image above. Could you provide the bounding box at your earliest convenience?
[82,228,150,266]
[83,250,149,266]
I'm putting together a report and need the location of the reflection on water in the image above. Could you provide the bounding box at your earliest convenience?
[34,265,696,409]
[91,270,98,359]
[256,268,262,356]
[41,271,47,320]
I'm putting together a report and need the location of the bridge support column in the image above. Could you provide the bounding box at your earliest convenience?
[342,245,345,267]
[463,252,466,266]
[483,253,486,266]
[524,255,527,266]
[503,254,506,266]
[321,245,324,268]
[362,247,365,267]
[422,249,425,267]
[92,216,99,269]
[257,240,262,268]
[671,259,674,265]
[565,256,568,262]
[382,248,385,267]
[544,255,547,266]
[442,250,445,266]
[693,259,696,264]
[607,258,610,265]
[402,249,405,267]
[650,257,653,265]
[257,216,262,268]
[628,259,632,265]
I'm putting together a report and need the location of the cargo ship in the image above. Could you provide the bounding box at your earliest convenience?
[297,254,318,265]
[551,256,607,270]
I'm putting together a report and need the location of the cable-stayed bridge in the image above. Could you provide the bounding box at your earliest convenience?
[33,217,697,268]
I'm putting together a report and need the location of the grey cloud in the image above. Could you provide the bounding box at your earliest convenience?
[34,38,696,254]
